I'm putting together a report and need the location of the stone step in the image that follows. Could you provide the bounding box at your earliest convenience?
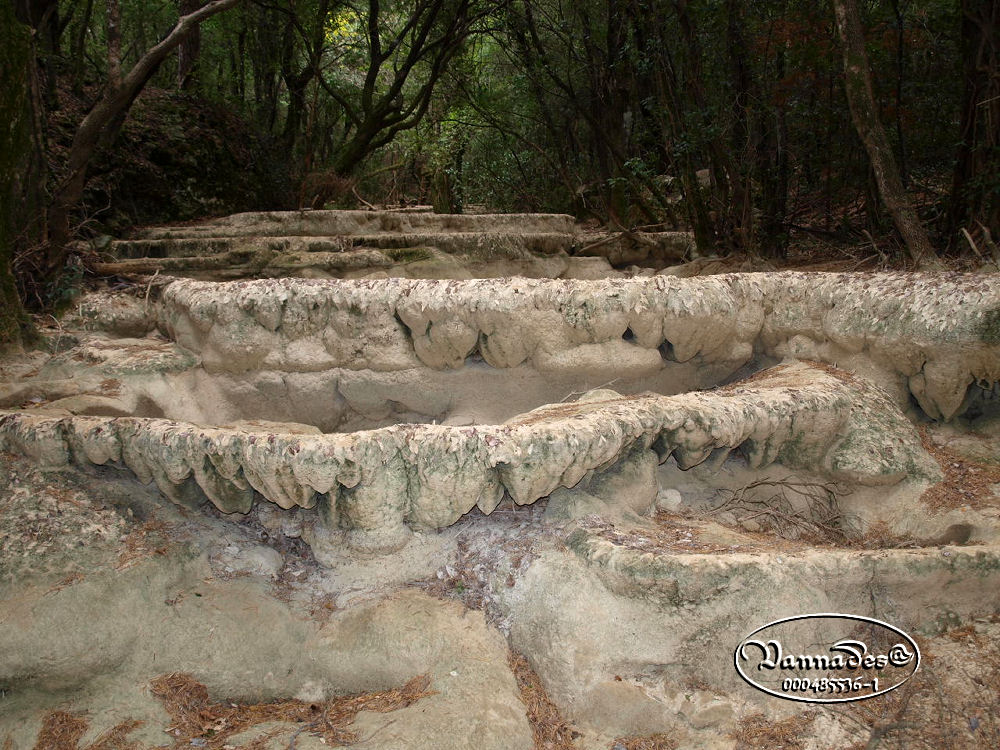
[131,210,577,240]
[8,270,998,555]
[93,251,602,283]
[133,272,1000,421]
[504,528,1000,711]
[110,231,577,263]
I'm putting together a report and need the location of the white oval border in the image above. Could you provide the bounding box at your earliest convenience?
[734,612,921,704]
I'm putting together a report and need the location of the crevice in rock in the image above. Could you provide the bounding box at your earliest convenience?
[658,340,676,362]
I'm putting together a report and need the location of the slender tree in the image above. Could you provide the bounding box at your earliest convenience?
[948,0,1000,245]
[832,0,939,266]
[177,0,204,89]
[41,0,240,283]
[1,0,32,346]
[327,0,499,180]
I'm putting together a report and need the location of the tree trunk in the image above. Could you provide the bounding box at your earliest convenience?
[279,0,315,159]
[176,0,202,89]
[889,0,909,186]
[831,0,939,267]
[948,0,1000,244]
[674,0,750,254]
[282,73,309,153]
[726,0,757,250]
[759,35,790,258]
[72,0,95,93]
[43,0,240,282]
[107,0,123,88]
[645,28,714,252]
[1,3,32,347]
[14,0,61,111]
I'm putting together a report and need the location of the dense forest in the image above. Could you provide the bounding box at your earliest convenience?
[1,0,998,342]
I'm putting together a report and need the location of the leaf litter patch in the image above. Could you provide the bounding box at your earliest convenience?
[23,673,434,750]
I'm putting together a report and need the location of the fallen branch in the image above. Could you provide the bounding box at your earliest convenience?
[352,186,377,210]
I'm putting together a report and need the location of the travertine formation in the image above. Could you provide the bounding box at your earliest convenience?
[131,209,578,239]
[103,209,693,279]
[149,272,1000,420]
[0,362,938,551]
[3,271,995,550]
[3,210,1000,748]
[499,538,1000,732]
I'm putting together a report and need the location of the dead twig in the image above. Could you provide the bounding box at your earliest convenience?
[143,268,160,311]
[351,186,377,210]
[708,477,856,544]
[558,379,621,403]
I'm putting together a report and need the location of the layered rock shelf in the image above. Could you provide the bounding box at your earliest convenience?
[4,210,1000,748]
[130,209,579,239]
[131,272,1000,420]
[102,209,694,279]
[0,362,938,552]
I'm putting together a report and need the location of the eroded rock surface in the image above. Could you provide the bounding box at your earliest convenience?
[0,461,532,749]
[2,255,1000,749]
[105,210,592,281]
[146,273,1000,421]
[0,362,937,553]
[102,209,699,281]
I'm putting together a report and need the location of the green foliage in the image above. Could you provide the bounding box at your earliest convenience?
[385,247,434,263]
[20,0,992,259]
